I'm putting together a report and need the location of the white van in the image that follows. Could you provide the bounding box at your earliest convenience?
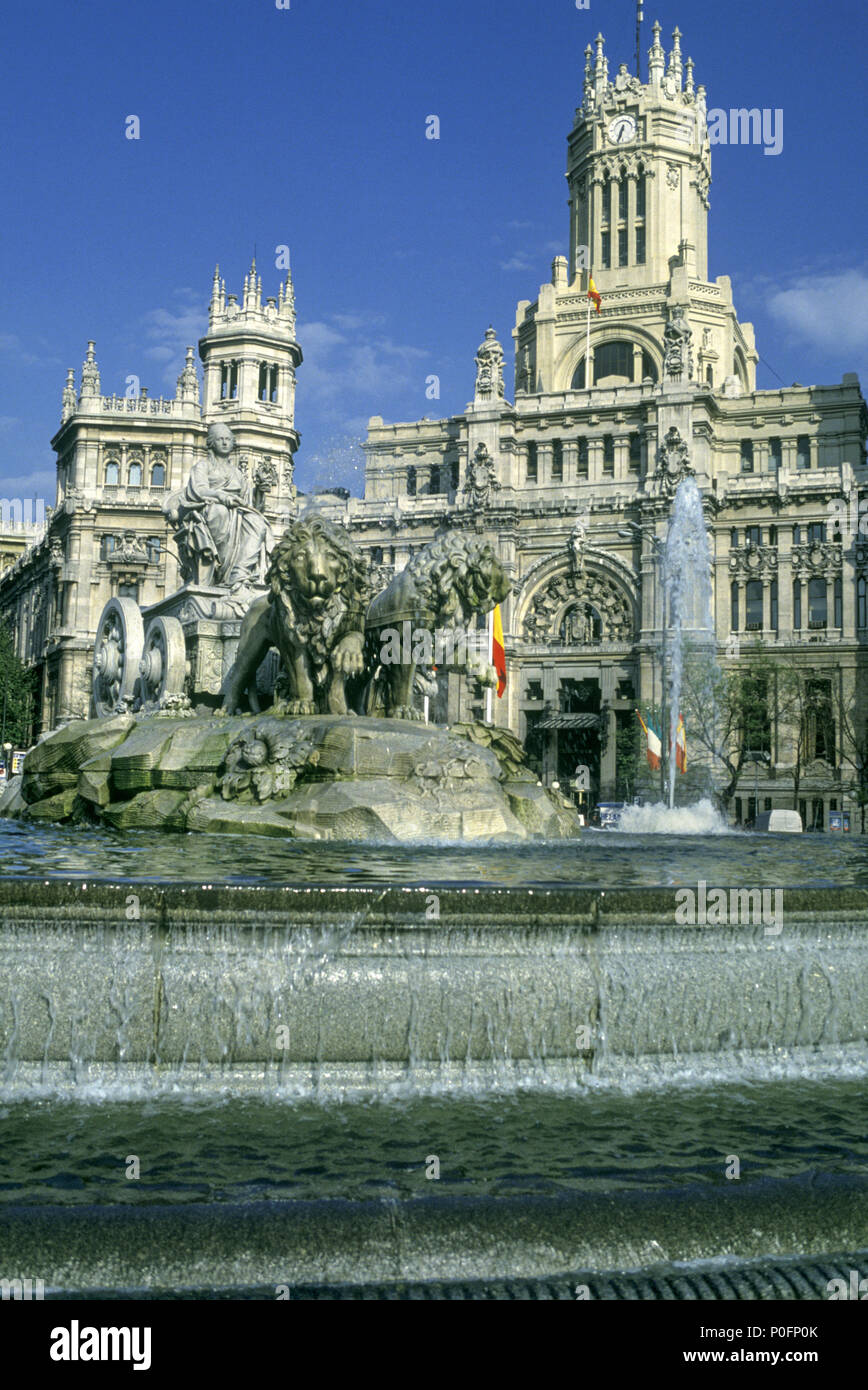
[752,809,803,833]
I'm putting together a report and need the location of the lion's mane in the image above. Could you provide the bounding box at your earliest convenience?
[266,516,370,682]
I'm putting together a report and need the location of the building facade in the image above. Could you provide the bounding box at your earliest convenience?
[2,22,867,825]
[0,261,300,731]
[317,23,868,826]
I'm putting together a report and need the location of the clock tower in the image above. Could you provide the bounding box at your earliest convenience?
[513,21,757,398]
[568,24,711,288]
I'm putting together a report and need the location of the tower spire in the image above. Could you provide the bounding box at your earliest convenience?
[648,19,664,86]
[635,2,644,80]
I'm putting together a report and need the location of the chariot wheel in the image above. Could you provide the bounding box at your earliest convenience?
[139,616,187,706]
[92,597,145,717]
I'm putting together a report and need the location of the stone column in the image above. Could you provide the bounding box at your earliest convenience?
[600,707,617,797]
[591,178,603,271]
[627,173,637,265]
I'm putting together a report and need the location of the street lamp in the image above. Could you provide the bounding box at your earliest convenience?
[2,742,12,778]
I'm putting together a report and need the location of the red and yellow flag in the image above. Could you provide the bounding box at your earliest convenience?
[587,276,602,314]
[492,604,507,698]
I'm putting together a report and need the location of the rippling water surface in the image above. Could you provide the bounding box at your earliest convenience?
[1,819,865,888]
[1,1080,865,1206]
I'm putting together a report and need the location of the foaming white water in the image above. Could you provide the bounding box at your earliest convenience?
[617,798,732,835]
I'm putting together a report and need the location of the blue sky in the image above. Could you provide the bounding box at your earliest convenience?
[1,0,866,505]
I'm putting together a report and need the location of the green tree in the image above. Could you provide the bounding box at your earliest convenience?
[0,622,35,750]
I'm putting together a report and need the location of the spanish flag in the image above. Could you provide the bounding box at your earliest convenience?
[491,604,507,698]
[587,276,602,314]
[636,709,662,771]
[675,714,687,774]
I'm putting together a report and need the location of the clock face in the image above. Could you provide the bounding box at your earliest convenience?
[608,114,637,145]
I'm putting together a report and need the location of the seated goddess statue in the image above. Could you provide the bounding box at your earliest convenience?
[164,423,272,591]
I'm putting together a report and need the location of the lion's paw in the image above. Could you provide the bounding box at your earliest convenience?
[285,700,317,716]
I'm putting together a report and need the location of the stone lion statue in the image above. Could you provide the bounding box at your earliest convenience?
[364,532,510,719]
[221,514,371,715]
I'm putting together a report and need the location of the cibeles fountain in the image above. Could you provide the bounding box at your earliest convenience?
[1,390,867,1301]
[2,423,577,844]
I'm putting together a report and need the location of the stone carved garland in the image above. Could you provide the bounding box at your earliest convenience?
[523,567,633,643]
[791,542,843,578]
[220,723,320,803]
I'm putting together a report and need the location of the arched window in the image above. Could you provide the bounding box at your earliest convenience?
[105,460,119,487]
[571,342,658,389]
[128,461,142,488]
[150,462,166,488]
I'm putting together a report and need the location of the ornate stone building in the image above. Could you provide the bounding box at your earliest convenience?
[0,261,300,731]
[315,23,868,826]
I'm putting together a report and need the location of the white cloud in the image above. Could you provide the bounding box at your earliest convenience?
[767,269,868,355]
[500,253,535,272]
[0,332,41,366]
[139,290,205,389]
[297,316,428,415]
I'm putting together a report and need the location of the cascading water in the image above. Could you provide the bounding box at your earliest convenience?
[661,474,719,811]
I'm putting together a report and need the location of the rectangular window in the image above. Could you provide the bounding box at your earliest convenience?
[796,434,810,469]
[618,227,628,267]
[635,224,645,265]
[635,177,645,218]
[740,439,754,473]
[834,576,843,629]
[769,436,782,471]
[577,439,589,478]
[730,528,738,547]
[629,432,641,471]
[770,579,778,632]
[603,435,615,475]
[618,179,628,220]
[808,522,827,543]
[731,582,739,631]
[601,231,611,269]
[551,439,563,481]
[526,442,538,482]
[146,538,161,565]
[746,525,761,547]
[793,580,801,630]
[793,524,802,545]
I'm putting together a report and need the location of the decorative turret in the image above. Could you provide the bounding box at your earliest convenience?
[648,20,665,85]
[594,33,608,99]
[684,56,695,97]
[198,262,303,514]
[79,342,100,400]
[175,345,200,405]
[61,368,76,422]
[583,43,594,109]
[667,26,683,90]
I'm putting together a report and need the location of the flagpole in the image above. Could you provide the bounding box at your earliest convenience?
[585,292,591,389]
[486,609,494,724]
